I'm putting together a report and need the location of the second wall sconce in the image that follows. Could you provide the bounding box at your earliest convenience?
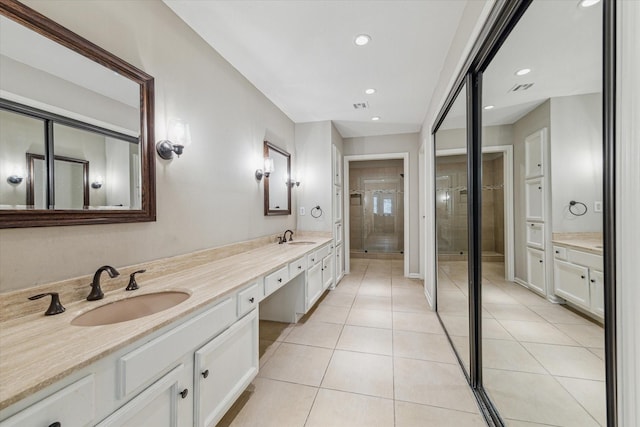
[7,174,23,185]
[156,118,191,160]
[91,176,103,189]
[255,157,274,181]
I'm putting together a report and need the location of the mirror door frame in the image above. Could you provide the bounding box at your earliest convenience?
[431,0,617,425]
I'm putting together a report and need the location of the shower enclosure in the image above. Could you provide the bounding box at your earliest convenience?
[349,160,404,257]
[436,153,504,262]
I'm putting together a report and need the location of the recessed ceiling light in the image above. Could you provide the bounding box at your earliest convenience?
[371,116,380,121]
[578,0,600,8]
[354,34,371,46]
[515,68,531,76]
[484,105,495,110]
[365,88,376,95]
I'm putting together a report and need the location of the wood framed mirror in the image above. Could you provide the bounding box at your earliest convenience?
[0,0,155,228]
[263,141,291,216]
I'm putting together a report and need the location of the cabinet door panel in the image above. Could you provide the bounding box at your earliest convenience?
[194,309,258,427]
[306,262,323,310]
[525,178,544,221]
[322,255,334,291]
[589,270,604,318]
[525,128,545,179]
[554,259,590,309]
[526,248,546,295]
[97,366,184,427]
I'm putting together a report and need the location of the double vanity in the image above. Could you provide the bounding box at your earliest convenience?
[0,233,335,426]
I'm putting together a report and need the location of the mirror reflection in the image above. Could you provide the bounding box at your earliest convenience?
[481,1,605,425]
[263,141,291,216]
[0,9,147,217]
[435,82,470,374]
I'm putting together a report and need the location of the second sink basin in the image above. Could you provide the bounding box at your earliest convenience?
[71,291,190,327]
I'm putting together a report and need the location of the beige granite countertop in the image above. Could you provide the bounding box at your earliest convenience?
[0,233,332,411]
[552,232,603,255]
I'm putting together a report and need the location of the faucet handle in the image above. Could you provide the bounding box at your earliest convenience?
[28,292,65,316]
[126,270,146,291]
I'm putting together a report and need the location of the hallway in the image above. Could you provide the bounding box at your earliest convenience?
[218,259,484,426]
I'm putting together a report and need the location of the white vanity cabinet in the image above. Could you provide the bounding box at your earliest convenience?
[194,309,258,427]
[0,375,95,427]
[553,245,603,319]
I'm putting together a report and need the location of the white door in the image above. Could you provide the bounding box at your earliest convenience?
[589,270,604,318]
[306,262,323,310]
[525,129,546,179]
[525,178,545,221]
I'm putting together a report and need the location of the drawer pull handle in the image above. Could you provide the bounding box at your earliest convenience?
[311,258,315,262]
[298,265,302,269]
[555,250,560,254]
[202,369,209,379]
[49,423,61,427]
[249,297,255,303]
[537,163,541,167]
[179,388,188,399]
[278,278,282,283]
[590,279,596,283]
[581,275,586,279]
[539,260,543,263]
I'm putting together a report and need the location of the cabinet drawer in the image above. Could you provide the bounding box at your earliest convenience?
[264,266,290,297]
[289,257,307,278]
[526,222,544,249]
[553,246,567,260]
[237,282,262,317]
[307,251,320,266]
[117,297,236,399]
[568,249,603,270]
[316,244,330,260]
[0,375,94,427]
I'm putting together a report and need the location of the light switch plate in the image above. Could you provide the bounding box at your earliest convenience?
[594,201,602,212]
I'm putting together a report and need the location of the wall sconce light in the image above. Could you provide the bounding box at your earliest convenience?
[287,175,301,188]
[255,157,275,180]
[91,176,103,189]
[7,174,23,185]
[156,118,191,160]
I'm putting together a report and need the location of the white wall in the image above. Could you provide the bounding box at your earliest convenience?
[550,93,603,233]
[343,133,420,276]
[295,121,332,232]
[0,0,296,291]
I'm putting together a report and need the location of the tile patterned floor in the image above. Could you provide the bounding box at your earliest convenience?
[438,261,606,427]
[218,259,485,427]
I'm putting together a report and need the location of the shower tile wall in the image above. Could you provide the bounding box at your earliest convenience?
[436,155,504,261]
[349,160,404,257]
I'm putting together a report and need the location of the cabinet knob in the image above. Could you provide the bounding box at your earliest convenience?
[278,278,282,283]
[202,369,209,379]
[581,275,586,279]
[539,260,543,263]
[538,186,542,190]
[555,250,560,254]
[49,423,61,427]
[298,265,302,269]
[179,388,189,399]
[590,279,596,283]
[249,297,255,303]
[537,163,541,167]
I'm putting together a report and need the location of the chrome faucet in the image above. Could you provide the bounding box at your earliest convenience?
[281,229,294,244]
[87,265,120,301]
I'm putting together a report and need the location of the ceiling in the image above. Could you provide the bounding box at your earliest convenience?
[163,0,468,138]
[440,0,602,130]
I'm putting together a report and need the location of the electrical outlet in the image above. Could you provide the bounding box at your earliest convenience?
[299,207,305,216]
[594,201,602,213]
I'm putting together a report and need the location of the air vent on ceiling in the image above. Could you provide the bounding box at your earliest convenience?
[353,102,369,110]
[509,83,534,92]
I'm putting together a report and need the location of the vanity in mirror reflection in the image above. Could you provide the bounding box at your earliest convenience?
[263,140,291,216]
[0,0,154,227]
